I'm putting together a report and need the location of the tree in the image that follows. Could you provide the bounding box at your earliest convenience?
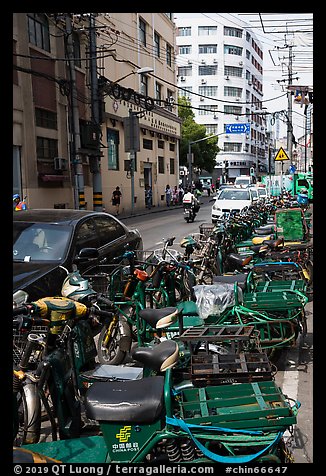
[178,96,220,173]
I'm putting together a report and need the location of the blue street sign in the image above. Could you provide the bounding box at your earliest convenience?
[225,123,251,134]
[289,164,296,174]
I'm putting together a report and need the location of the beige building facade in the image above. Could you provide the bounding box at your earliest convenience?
[13,13,181,212]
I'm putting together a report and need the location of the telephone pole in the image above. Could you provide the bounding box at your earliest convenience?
[66,14,85,209]
[89,13,103,211]
[286,45,294,161]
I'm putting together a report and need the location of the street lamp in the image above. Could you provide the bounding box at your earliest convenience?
[120,67,154,215]
[113,66,154,84]
[187,132,225,186]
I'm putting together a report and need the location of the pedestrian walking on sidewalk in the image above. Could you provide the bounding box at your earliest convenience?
[145,184,152,209]
[112,186,122,216]
[165,184,172,207]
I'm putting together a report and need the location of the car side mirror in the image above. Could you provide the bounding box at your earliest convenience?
[74,247,99,262]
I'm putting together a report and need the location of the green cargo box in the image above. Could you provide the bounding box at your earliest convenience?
[179,380,298,431]
[275,208,307,242]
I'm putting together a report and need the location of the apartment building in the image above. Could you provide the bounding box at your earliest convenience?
[13,13,180,212]
[174,13,267,181]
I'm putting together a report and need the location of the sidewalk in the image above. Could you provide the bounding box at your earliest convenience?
[116,194,213,220]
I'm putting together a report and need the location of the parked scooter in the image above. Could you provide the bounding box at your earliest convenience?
[12,294,115,443]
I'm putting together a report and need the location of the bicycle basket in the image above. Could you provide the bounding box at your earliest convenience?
[13,325,47,366]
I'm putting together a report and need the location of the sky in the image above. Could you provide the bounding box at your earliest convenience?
[174,12,313,141]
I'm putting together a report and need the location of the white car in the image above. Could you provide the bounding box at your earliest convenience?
[211,187,255,223]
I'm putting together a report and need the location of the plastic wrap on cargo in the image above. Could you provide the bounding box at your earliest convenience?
[193,283,241,320]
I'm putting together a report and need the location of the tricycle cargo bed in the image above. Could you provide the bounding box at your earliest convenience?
[178,381,298,431]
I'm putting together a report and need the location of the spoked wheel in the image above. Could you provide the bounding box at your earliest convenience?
[97,316,132,365]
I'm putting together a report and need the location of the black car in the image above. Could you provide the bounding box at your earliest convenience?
[13,209,143,301]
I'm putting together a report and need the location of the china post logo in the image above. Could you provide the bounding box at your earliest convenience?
[116,425,132,442]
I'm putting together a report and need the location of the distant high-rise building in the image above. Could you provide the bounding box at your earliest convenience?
[174,13,268,180]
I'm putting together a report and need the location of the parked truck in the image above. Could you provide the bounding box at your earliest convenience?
[262,172,313,201]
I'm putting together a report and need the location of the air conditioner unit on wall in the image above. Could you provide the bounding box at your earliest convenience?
[239,61,243,66]
[235,98,240,101]
[201,79,207,84]
[225,75,230,80]
[213,58,218,63]
[180,76,186,82]
[201,59,206,64]
[54,157,68,171]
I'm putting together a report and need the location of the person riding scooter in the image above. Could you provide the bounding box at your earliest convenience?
[183,188,200,222]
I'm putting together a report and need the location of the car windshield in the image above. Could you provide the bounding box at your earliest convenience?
[218,189,250,200]
[13,223,72,262]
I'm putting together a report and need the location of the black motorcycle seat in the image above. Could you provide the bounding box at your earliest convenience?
[262,238,284,249]
[250,244,269,254]
[213,273,248,290]
[254,225,275,234]
[84,376,165,423]
[132,340,179,372]
[138,307,179,329]
[226,253,253,268]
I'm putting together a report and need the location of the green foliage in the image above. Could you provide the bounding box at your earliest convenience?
[178,96,220,173]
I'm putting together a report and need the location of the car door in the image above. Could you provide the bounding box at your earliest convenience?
[72,218,100,272]
[92,215,128,263]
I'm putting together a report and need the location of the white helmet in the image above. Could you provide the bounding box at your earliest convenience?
[61,271,96,302]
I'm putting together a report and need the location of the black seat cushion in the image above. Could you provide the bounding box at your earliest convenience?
[84,376,165,423]
[213,273,248,290]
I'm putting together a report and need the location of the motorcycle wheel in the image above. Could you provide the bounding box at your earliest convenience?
[14,381,41,446]
[97,316,131,365]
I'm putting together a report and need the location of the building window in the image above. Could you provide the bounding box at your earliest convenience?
[198,26,217,35]
[224,105,242,115]
[224,142,242,152]
[139,18,146,46]
[198,105,218,115]
[199,65,217,75]
[166,89,174,111]
[170,158,175,174]
[158,156,164,174]
[224,27,243,38]
[154,31,160,57]
[36,137,58,162]
[246,50,251,60]
[169,143,175,152]
[155,82,162,104]
[224,86,242,97]
[178,66,192,77]
[205,125,217,135]
[199,44,217,54]
[107,129,119,170]
[179,87,192,98]
[224,66,243,77]
[35,108,57,129]
[140,74,149,96]
[143,139,153,150]
[246,32,251,42]
[224,45,243,56]
[166,43,172,67]
[72,32,81,68]
[178,26,191,36]
[158,140,164,149]
[199,86,218,97]
[179,45,192,55]
[27,13,50,52]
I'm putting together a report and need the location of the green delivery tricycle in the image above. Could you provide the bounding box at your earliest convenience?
[17,335,300,464]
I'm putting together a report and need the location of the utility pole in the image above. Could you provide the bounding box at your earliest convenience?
[287,45,293,162]
[89,13,103,211]
[66,14,85,209]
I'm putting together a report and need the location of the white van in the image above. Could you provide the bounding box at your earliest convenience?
[234,175,256,188]
[211,187,255,223]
